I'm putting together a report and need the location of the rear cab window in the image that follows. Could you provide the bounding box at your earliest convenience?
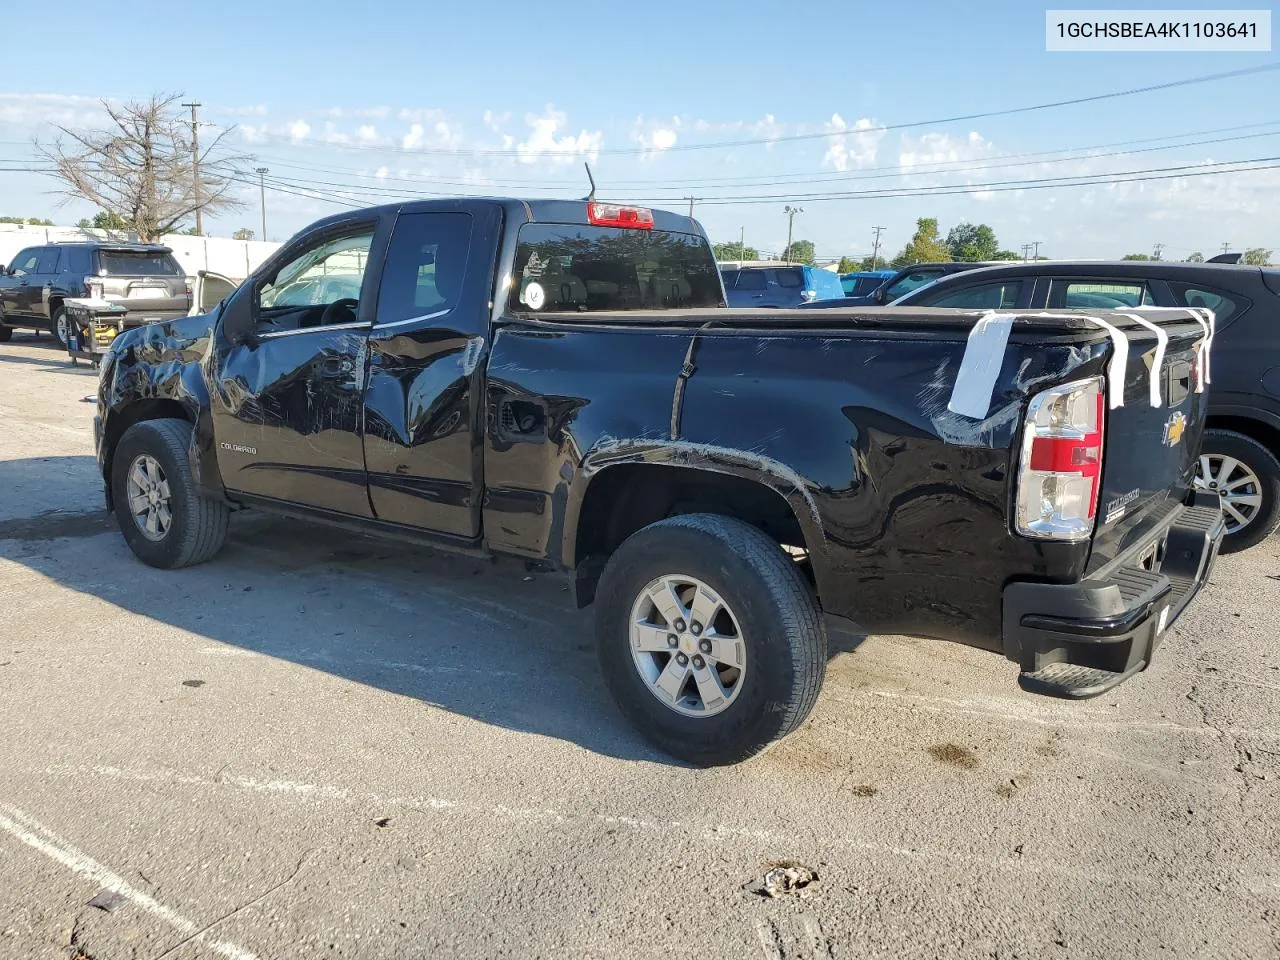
[774,268,804,289]
[96,249,184,277]
[509,223,723,312]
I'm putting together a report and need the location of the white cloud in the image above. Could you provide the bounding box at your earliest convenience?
[482,109,512,131]
[822,114,883,172]
[288,119,312,143]
[516,106,602,166]
[218,104,268,117]
[357,124,378,143]
[398,107,447,124]
[238,123,269,144]
[374,166,389,179]
[402,124,425,150]
[319,121,349,145]
[630,116,680,162]
[898,130,995,175]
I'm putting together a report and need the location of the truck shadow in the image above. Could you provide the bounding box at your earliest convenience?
[0,455,866,767]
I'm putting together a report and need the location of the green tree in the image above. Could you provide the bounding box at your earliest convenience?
[233,227,256,241]
[1243,247,1273,266]
[781,239,815,264]
[994,249,1021,261]
[1185,251,1205,263]
[712,240,760,262]
[836,256,858,273]
[93,210,128,230]
[945,222,999,262]
[891,218,951,267]
[1121,253,1151,261]
[0,215,52,225]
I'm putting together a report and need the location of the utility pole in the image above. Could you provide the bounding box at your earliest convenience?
[1153,242,1164,261]
[784,205,803,263]
[1032,241,1043,260]
[1020,243,1033,261]
[255,167,269,241]
[181,101,203,236]
[871,226,886,269]
[684,196,700,218]
[1221,242,1232,254]
[739,225,746,262]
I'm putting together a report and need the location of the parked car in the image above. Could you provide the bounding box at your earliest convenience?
[721,262,845,307]
[891,259,1280,552]
[840,269,895,297]
[94,198,1222,765]
[0,242,192,345]
[802,261,1008,308]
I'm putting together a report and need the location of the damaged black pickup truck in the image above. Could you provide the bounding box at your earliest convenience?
[94,198,1224,765]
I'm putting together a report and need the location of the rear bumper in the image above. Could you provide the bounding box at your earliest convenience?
[1002,493,1224,698]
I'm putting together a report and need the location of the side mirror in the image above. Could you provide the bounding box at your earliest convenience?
[218,288,256,345]
[874,288,888,304]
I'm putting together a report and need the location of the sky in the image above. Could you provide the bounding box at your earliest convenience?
[0,0,1276,261]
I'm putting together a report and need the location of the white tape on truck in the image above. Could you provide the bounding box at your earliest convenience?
[947,311,1015,420]
[1135,306,1215,392]
[1025,312,1129,410]
[1123,312,1169,408]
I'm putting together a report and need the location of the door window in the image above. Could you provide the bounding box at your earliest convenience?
[920,280,1022,309]
[884,269,944,300]
[731,270,767,291]
[774,268,804,289]
[1052,280,1150,309]
[257,229,375,331]
[34,248,59,274]
[375,212,474,325]
[60,247,91,274]
[9,249,39,275]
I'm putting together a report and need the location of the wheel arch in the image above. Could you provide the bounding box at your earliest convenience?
[101,399,196,511]
[564,443,830,610]
[1205,412,1280,456]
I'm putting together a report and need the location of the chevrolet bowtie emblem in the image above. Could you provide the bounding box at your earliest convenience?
[1164,411,1187,447]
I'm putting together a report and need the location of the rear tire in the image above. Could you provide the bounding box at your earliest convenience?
[1199,428,1280,554]
[0,324,11,342]
[111,418,230,569]
[51,308,69,348]
[595,513,826,766]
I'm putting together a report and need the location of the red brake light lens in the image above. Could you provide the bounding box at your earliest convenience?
[587,202,654,230]
[1015,379,1106,540]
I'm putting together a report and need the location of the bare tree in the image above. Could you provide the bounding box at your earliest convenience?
[37,93,246,241]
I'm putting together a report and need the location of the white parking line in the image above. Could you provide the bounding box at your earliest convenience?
[0,803,260,960]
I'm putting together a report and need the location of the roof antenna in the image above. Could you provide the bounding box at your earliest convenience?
[583,162,597,202]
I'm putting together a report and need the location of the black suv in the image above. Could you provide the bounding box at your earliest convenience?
[0,242,191,346]
[893,259,1280,551]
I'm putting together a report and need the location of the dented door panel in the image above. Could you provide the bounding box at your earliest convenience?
[210,327,373,517]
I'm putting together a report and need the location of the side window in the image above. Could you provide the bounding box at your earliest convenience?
[1052,280,1149,309]
[258,230,375,327]
[35,248,60,274]
[60,247,91,274]
[375,212,473,326]
[921,280,1022,309]
[885,269,943,300]
[9,248,40,275]
[733,270,767,291]
[1167,282,1246,326]
[775,268,804,289]
[720,270,740,289]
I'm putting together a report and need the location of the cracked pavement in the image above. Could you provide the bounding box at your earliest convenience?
[1,332,1278,959]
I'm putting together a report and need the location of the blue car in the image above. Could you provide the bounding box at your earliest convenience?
[840,270,895,297]
[721,263,845,307]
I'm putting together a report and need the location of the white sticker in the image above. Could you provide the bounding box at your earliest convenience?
[523,281,546,311]
[1157,606,1170,635]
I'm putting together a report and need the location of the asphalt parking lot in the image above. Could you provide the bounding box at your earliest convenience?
[1,331,1278,960]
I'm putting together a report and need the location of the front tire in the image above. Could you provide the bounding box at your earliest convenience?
[111,418,230,569]
[1198,428,1280,553]
[595,514,826,766]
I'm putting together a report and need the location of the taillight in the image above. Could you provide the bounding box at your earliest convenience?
[86,279,104,300]
[185,278,193,299]
[586,202,654,230]
[1015,376,1105,541]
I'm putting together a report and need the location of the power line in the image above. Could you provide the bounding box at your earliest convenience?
[231,65,1280,159]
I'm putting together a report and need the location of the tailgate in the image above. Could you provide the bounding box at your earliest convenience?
[1089,312,1209,570]
[101,275,188,317]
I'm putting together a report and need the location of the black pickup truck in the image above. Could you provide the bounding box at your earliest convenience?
[94,198,1224,765]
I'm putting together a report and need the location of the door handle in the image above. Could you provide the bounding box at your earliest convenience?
[318,356,354,378]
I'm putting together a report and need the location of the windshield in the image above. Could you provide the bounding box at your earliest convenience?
[508,224,724,313]
[97,250,183,277]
